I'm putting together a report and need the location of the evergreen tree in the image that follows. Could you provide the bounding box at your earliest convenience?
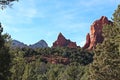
[113,5,120,27]
[0,23,11,80]
[88,5,120,80]
[0,23,4,47]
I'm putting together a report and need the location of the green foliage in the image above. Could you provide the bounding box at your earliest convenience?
[58,65,83,80]
[0,23,4,48]
[113,5,120,27]
[10,49,25,80]
[88,5,120,80]
[8,46,92,80]
[34,47,93,65]
[46,64,65,80]
[0,23,11,80]
[0,47,11,80]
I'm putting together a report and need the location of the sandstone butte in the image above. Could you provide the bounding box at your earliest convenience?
[53,32,78,48]
[83,16,113,50]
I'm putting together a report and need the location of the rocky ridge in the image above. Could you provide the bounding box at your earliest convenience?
[11,40,48,49]
[53,33,78,48]
[29,40,48,49]
[83,16,112,50]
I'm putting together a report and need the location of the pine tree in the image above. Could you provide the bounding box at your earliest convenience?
[88,5,120,80]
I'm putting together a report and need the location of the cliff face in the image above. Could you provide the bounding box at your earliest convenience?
[53,33,78,48]
[83,16,112,50]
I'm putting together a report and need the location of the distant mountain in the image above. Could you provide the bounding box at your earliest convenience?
[29,40,48,49]
[11,40,27,48]
[11,40,48,49]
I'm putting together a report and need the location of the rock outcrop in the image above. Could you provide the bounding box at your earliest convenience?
[53,33,78,48]
[83,16,112,50]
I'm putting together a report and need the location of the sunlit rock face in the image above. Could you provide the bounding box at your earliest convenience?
[83,16,113,50]
[53,33,78,48]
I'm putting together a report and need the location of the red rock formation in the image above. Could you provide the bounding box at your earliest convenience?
[53,33,67,47]
[53,33,78,48]
[67,42,77,48]
[83,16,112,50]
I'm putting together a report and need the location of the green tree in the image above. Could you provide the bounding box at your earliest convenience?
[113,5,120,27]
[10,50,25,80]
[88,5,120,80]
[0,23,11,80]
[47,64,63,80]
[57,64,86,80]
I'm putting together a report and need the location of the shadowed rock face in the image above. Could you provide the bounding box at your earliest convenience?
[83,16,113,50]
[53,33,78,48]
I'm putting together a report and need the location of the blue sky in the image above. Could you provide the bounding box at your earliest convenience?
[0,0,120,47]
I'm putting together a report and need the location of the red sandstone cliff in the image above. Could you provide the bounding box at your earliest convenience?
[83,16,112,50]
[53,33,78,48]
